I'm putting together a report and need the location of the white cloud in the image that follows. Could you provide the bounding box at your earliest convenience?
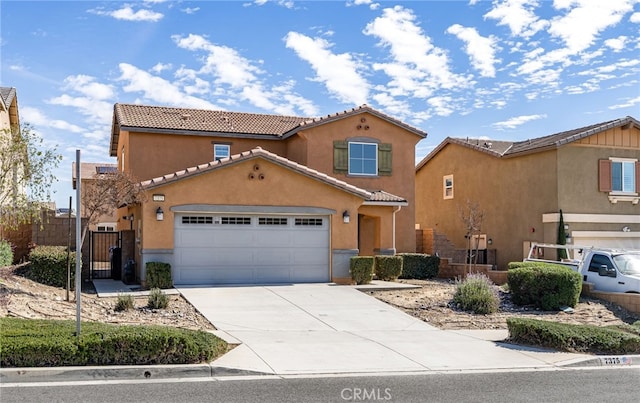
[549,0,634,54]
[117,63,220,109]
[151,63,172,73]
[491,114,546,130]
[173,34,261,88]
[484,0,548,38]
[284,31,369,105]
[363,5,470,106]
[90,6,164,22]
[609,96,640,109]
[447,24,500,77]
[427,96,455,116]
[21,106,85,133]
[631,12,640,22]
[604,36,628,52]
[182,7,200,14]
[47,75,115,125]
[173,33,317,114]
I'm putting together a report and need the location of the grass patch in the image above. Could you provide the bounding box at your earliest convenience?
[0,317,228,367]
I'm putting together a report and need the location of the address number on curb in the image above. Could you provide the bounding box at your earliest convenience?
[600,356,632,366]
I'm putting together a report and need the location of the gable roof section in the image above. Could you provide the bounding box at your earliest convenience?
[417,116,639,170]
[110,103,427,156]
[0,87,16,110]
[141,147,372,199]
[282,104,427,139]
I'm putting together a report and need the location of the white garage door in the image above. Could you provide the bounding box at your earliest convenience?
[173,214,330,285]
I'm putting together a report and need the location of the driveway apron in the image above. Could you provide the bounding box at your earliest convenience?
[177,284,584,375]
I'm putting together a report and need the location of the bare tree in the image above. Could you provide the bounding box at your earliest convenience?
[0,123,61,229]
[79,170,147,247]
[458,199,485,276]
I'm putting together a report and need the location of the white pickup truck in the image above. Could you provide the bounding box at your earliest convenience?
[524,243,640,293]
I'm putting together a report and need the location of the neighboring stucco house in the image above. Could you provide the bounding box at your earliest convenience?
[109,104,426,285]
[72,162,119,231]
[415,116,640,270]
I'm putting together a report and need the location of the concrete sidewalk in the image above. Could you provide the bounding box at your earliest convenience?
[178,283,595,375]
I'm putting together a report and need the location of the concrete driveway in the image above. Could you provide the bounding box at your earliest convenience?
[177,283,588,375]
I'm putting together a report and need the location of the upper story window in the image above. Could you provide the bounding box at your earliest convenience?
[214,144,230,161]
[443,174,454,199]
[333,140,392,176]
[349,142,378,176]
[599,158,639,204]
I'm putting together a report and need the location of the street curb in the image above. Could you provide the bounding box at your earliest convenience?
[0,364,270,384]
[558,354,639,368]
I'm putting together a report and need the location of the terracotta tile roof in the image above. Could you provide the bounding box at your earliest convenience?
[140,147,373,200]
[110,103,427,156]
[114,103,309,136]
[71,162,118,189]
[417,116,639,170]
[365,190,408,205]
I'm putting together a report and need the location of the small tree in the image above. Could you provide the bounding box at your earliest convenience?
[557,209,568,260]
[79,170,147,247]
[0,123,62,229]
[458,199,484,275]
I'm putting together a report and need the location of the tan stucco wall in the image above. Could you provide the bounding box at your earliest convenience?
[123,131,286,181]
[138,157,364,252]
[557,135,640,215]
[416,143,559,269]
[296,113,421,253]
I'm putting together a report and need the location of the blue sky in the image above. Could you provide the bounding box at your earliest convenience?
[1,0,639,208]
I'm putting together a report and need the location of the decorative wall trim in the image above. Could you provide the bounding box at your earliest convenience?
[171,204,336,215]
[543,213,640,224]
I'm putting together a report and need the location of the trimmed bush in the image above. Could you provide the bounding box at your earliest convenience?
[507,318,640,354]
[350,256,374,285]
[0,239,13,267]
[115,294,134,312]
[453,273,500,314]
[0,317,228,367]
[374,255,403,281]
[146,262,173,289]
[28,245,76,289]
[147,288,169,309]
[507,263,581,310]
[398,253,440,279]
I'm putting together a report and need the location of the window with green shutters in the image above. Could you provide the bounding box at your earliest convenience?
[333,140,392,176]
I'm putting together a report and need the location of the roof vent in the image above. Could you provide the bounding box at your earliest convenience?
[181,114,190,120]
[483,142,492,149]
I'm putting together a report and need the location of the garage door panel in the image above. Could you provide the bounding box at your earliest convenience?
[174,214,330,285]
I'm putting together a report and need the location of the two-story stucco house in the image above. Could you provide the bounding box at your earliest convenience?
[415,116,640,270]
[109,104,426,285]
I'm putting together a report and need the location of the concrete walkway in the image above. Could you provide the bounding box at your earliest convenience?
[177,283,592,375]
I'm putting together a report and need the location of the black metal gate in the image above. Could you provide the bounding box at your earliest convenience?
[90,231,120,279]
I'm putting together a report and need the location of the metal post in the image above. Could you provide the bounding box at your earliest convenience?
[75,150,81,337]
[66,196,71,302]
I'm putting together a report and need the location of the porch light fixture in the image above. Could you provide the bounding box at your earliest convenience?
[342,210,350,224]
[156,207,164,221]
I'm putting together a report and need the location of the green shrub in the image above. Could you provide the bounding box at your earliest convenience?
[398,253,440,279]
[350,256,375,285]
[28,245,76,289]
[0,317,228,367]
[146,262,173,289]
[507,318,640,354]
[374,255,403,281]
[147,288,169,309]
[0,239,13,267]
[453,273,500,314]
[115,294,134,312]
[507,263,581,310]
